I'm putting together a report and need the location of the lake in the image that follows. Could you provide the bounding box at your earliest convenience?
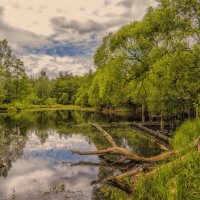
[0,110,162,200]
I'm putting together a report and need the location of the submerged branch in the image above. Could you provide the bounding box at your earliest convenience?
[72,123,174,162]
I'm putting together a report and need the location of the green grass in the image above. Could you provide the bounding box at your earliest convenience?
[134,150,200,200]
[0,103,97,112]
[171,118,200,150]
[96,185,129,200]
[24,104,97,112]
[0,103,134,113]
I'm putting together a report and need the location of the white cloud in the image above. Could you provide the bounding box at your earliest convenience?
[0,0,158,77]
[0,19,48,49]
[20,54,94,78]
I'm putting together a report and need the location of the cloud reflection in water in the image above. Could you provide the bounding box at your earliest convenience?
[0,132,99,200]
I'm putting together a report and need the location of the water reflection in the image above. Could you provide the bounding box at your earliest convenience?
[0,110,161,199]
[0,132,99,200]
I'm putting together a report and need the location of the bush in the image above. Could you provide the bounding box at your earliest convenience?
[58,93,69,105]
[45,98,57,105]
[26,94,43,105]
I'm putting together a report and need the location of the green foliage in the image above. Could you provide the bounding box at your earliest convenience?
[94,34,113,67]
[6,105,17,112]
[0,66,6,103]
[0,39,31,104]
[75,87,89,106]
[51,73,81,105]
[35,71,50,103]
[75,71,93,107]
[88,75,103,108]
[171,118,200,150]
[45,98,57,106]
[58,93,69,105]
[1,0,200,115]
[86,0,200,114]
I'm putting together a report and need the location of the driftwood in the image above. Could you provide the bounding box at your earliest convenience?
[72,123,174,163]
[102,164,155,193]
[131,122,170,142]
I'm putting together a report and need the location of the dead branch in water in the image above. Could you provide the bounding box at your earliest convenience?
[71,124,200,193]
[72,123,173,163]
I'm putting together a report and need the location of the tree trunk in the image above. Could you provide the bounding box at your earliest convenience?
[142,104,145,124]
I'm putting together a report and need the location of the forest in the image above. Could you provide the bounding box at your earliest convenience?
[0,0,200,199]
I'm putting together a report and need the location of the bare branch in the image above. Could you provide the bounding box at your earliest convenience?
[92,123,117,147]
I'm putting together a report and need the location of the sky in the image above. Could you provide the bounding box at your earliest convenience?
[0,0,158,78]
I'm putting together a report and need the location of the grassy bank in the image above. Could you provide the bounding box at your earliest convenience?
[135,118,200,200]
[0,103,97,112]
[101,118,200,200]
[0,103,135,113]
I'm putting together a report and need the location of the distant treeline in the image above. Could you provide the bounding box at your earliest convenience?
[0,0,200,116]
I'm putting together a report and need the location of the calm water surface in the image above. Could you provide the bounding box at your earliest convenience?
[0,110,161,200]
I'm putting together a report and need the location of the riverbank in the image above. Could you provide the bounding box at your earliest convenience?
[100,118,200,200]
[0,103,134,113]
[0,104,96,112]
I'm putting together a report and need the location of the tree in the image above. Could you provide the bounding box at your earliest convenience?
[0,39,31,103]
[35,71,50,104]
[0,65,6,103]
[75,72,93,107]
[58,93,69,105]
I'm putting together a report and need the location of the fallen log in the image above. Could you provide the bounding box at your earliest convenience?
[72,146,175,162]
[100,164,154,193]
[108,137,200,185]
[149,137,170,151]
[71,123,200,194]
[131,122,170,142]
[95,122,170,149]
[72,123,174,163]
[99,139,200,193]
[94,123,170,151]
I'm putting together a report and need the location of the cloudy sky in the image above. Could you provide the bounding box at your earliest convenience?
[0,0,157,78]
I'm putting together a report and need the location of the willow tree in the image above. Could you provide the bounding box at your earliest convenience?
[93,0,200,116]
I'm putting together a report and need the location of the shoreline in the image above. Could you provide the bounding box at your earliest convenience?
[0,104,134,113]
